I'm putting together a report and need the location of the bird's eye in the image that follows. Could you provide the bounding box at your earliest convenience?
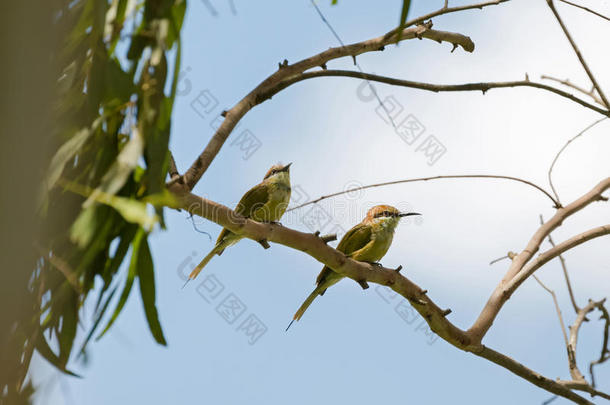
[271,169,277,174]
[383,211,390,217]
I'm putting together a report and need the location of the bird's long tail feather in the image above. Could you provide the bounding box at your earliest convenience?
[187,246,221,281]
[286,284,326,331]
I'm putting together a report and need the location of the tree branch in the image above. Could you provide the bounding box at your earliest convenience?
[469,177,610,342]
[539,214,581,313]
[548,117,608,207]
[168,151,179,178]
[274,70,610,117]
[509,224,610,294]
[541,75,604,106]
[558,0,610,22]
[558,379,610,401]
[478,346,593,404]
[286,174,561,212]
[533,274,569,347]
[589,302,610,388]
[547,0,610,109]
[556,299,610,401]
[567,300,602,381]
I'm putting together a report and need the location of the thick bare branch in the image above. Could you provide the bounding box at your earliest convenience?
[478,347,593,404]
[547,0,610,109]
[287,174,560,212]
[469,177,610,342]
[509,225,610,294]
[275,70,610,117]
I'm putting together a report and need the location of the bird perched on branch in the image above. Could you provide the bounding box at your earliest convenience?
[286,204,420,330]
[186,163,292,283]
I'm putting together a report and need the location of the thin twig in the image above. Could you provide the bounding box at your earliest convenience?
[558,0,610,22]
[286,174,560,212]
[539,215,581,313]
[547,117,607,205]
[533,274,569,347]
[547,0,610,109]
[541,75,603,106]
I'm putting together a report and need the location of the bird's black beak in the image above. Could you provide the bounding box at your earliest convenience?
[399,212,421,217]
[280,162,292,172]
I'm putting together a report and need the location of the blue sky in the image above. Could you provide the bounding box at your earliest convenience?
[33,0,610,404]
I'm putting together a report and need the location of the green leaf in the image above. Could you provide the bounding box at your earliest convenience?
[70,205,100,249]
[35,329,80,377]
[96,228,144,339]
[44,117,102,193]
[143,190,179,209]
[167,0,186,48]
[396,0,412,43]
[65,180,158,232]
[103,57,135,105]
[95,225,139,312]
[102,194,158,231]
[137,237,167,345]
[58,292,78,366]
[79,284,119,356]
[84,127,145,208]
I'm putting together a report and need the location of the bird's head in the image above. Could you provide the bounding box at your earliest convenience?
[263,162,292,186]
[365,204,420,230]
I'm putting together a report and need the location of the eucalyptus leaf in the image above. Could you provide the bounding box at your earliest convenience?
[137,237,167,345]
[96,228,144,339]
[84,127,144,208]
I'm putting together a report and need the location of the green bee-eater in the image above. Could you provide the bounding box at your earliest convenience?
[287,204,420,329]
[187,163,292,282]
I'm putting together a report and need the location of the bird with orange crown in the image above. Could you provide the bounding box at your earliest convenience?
[287,204,420,329]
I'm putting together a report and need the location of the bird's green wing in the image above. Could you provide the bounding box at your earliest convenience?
[215,182,269,245]
[234,182,270,216]
[336,223,372,255]
[316,223,372,285]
